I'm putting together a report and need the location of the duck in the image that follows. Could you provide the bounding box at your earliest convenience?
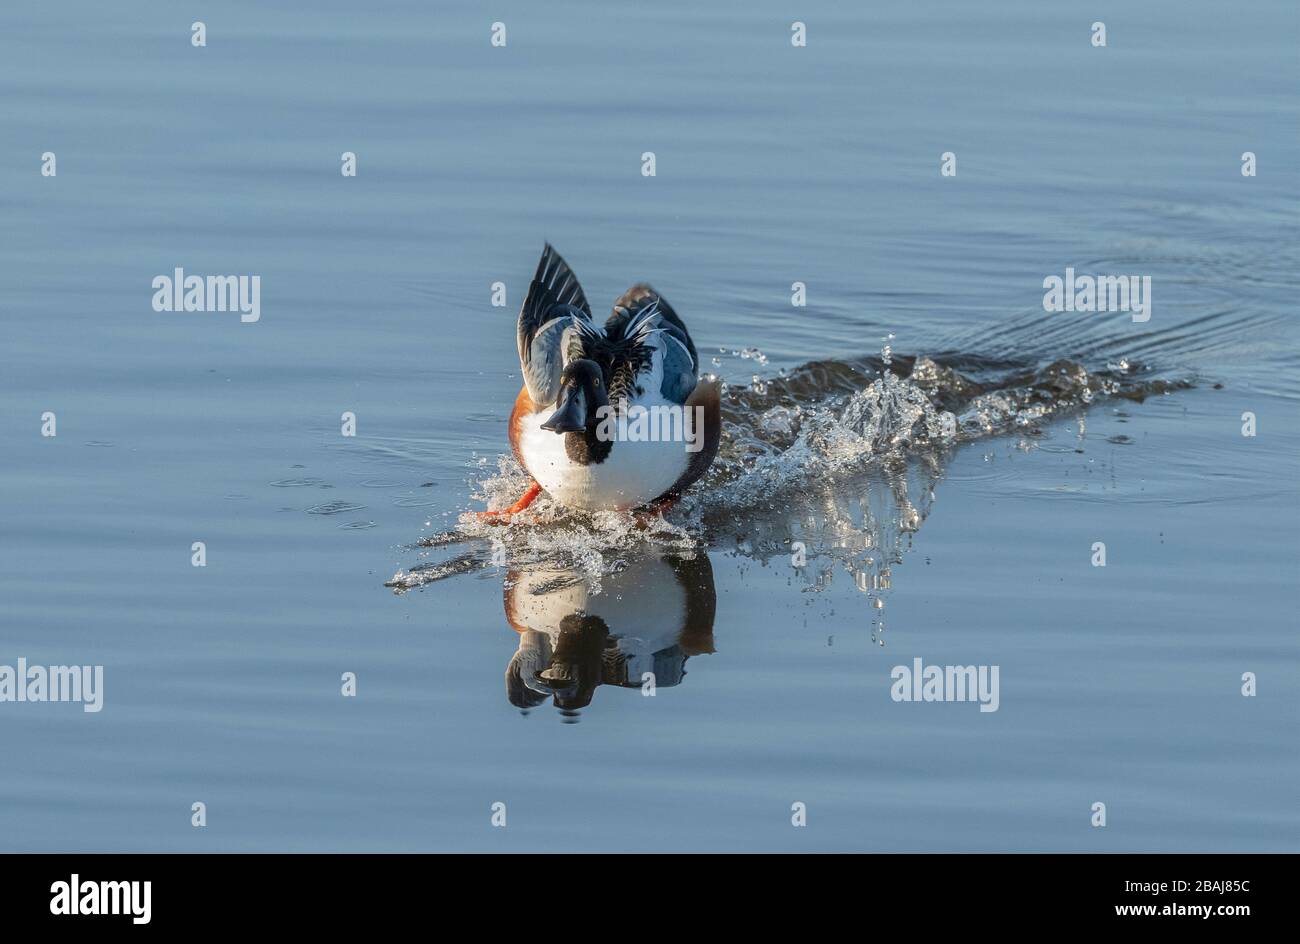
[478,245,720,520]
[502,552,717,711]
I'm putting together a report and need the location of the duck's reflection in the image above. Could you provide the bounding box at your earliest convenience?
[503,553,716,715]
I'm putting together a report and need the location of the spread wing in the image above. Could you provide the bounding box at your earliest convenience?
[517,244,596,407]
[607,284,699,404]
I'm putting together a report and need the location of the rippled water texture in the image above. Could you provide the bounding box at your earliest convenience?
[1,0,1297,851]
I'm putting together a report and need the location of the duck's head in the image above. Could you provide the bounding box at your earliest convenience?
[533,613,609,711]
[541,358,609,434]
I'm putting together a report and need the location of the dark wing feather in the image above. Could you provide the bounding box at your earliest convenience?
[517,245,593,406]
[607,285,699,404]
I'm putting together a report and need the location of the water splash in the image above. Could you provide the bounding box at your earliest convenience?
[388,343,1189,594]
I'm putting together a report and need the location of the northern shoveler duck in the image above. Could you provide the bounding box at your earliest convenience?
[503,553,717,710]
[479,245,720,520]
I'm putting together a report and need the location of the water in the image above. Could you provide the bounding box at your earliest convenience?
[2,0,1297,851]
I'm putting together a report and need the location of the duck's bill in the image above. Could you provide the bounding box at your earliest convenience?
[540,385,586,433]
[535,664,578,686]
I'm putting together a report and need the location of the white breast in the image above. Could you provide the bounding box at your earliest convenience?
[517,406,692,511]
[508,559,688,645]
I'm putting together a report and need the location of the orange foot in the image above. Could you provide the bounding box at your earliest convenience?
[633,494,677,529]
[474,481,542,525]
